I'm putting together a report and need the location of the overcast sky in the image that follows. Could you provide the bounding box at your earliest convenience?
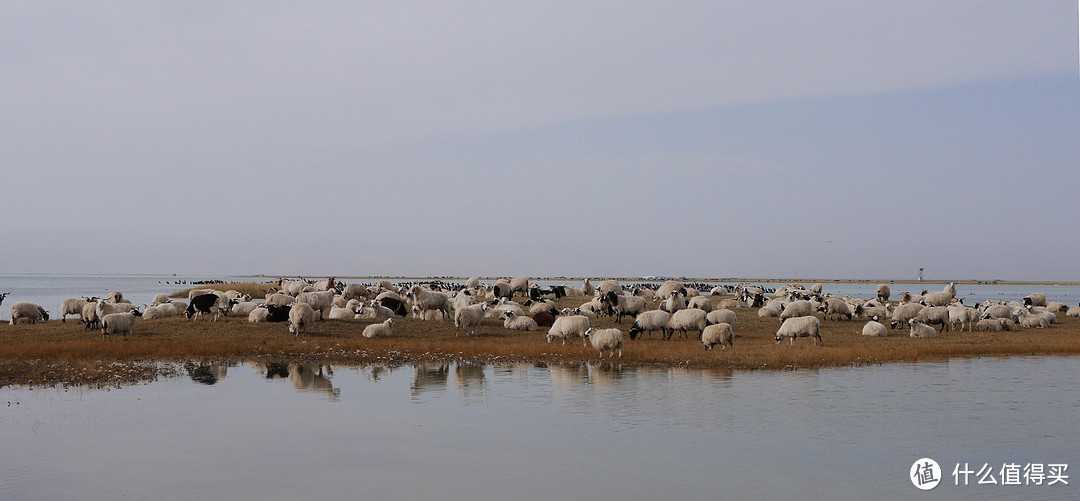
[1,1,1077,281]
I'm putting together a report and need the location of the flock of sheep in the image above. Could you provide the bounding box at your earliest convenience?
[3,277,1076,356]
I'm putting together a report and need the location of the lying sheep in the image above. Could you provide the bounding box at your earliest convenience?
[231,301,258,317]
[668,308,707,340]
[584,327,624,358]
[101,310,138,340]
[975,318,1018,332]
[547,315,591,346]
[627,310,670,340]
[757,304,782,318]
[454,302,489,336]
[363,300,396,321]
[328,304,360,320]
[10,302,49,325]
[141,305,165,320]
[1014,310,1050,328]
[908,319,938,338]
[288,302,318,336]
[502,310,539,331]
[1066,305,1080,317]
[362,318,394,338]
[265,293,296,307]
[248,306,270,323]
[701,323,733,351]
[775,316,822,346]
[861,318,888,337]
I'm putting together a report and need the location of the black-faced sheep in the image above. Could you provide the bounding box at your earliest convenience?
[502,310,539,331]
[628,310,670,340]
[101,310,139,340]
[10,302,49,325]
[584,327,623,358]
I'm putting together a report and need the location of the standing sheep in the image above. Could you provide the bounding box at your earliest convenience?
[408,286,452,321]
[876,284,891,302]
[686,295,713,313]
[707,309,738,329]
[10,302,49,325]
[454,303,489,336]
[288,302,318,337]
[101,311,138,340]
[701,323,734,351]
[627,310,671,340]
[583,327,624,358]
[774,316,822,345]
[668,308,708,340]
[890,303,924,329]
[818,297,853,321]
[546,315,591,346]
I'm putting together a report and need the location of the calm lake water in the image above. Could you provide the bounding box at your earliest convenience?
[1,357,1076,500]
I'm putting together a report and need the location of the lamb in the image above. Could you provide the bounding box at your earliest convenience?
[817,297,853,321]
[1023,293,1047,307]
[701,323,734,351]
[861,318,888,337]
[908,319,938,339]
[502,310,539,331]
[584,327,624,358]
[668,308,708,340]
[362,318,394,338]
[408,286,452,321]
[890,303,924,329]
[774,316,822,345]
[914,306,951,332]
[454,302,489,336]
[707,309,738,328]
[10,302,49,325]
[686,295,713,313]
[101,311,138,340]
[546,315,591,346]
[627,310,670,340]
[296,290,335,320]
[779,300,814,321]
[876,284,891,302]
[288,302,318,336]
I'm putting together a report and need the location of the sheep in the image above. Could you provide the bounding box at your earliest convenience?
[362,317,394,338]
[1014,310,1050,329]
[584,327,624,358]
[914,306,951,332]
[154,302,179,317]
[364,300,396,321]
[707,309,737,329]
[248,306,270,323]
[596,280,623,296]
[974,318,1004,331]
[296,290,335,320]
[668,308,708,340]
[454,302,489,336]
[774,316,822,345]
[779,300,814,321]
[104,291,125,303]
[231,301,258,317]
[491,280,514,300]
[599,291,647,323]
[980,304,1017,320]
[1026,307,1058,324]
[921,291,953,307]
[510,277,530,297]
[465,277,481,290]
[890,303,924,329]
[141,305,165,320]
[654,281,687,301]
[686,295,712,313]
[342,283,372,301]
[876,284,891,302]
[852,302,890,320]
[314,277,336,292]
[376,280,398,293]
[817,297,853,321]
[278,278,307,296]
[10,302,49,325]
[411,305,445,321]
[701,323,734,351]
[1023,293,1047,307]
[328,304,360,320]
[532,310,557,327]
[948,305,978,332]
[408,286,452,321]
[151,293,171,304]
[627,310,670,340]
[288,302,318,336]
[757,304,782,318]
[716,298,743,309]
[184,294,232,321]
[862,318,888,337]
[525,299,558,316]
[659,291,687,314]
[101,311,138,340]
[908,320,938,339]
[997,318,1019,331]
[1066,305,1080,317]
[81,302,100,329]
[265,293,296,307]
[452,290,478,310]
[59,297,91,322]
[581,278,595,296]
[810,283,823,295]
[502,310,539,331]
[546,315,591,346]
[564,306,596,320]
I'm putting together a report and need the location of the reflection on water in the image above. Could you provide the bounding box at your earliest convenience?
[1,356,1076,500]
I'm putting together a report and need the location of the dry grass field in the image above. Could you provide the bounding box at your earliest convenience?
[1,287,1077,387]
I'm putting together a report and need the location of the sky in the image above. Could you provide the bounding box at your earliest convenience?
[1,1,1078,281]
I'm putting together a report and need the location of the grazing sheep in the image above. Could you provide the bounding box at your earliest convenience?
[668,308,708,340]
[1023,293,1047,307]
[288,302,318,336]
[584,327,624,358]
[890,303,924,329]
[248,306,270,323]
[686,295,713,313]
[81,303,100,329]
[502,310,539,331]
[184,294,232,321]
[818,297,853,321]
[362,318,395,338]
[876,284,891,302]
[908,320,938,339]
[408,286,452,321]
[774,316,822,345]
[627,310,671,340]
[701,323,734,350]
[914,306,951,333]
[862,318,888,337]
[707,309,738,329]
[599,291,647,323]
[10,302,49,325]
[779,300,814,321]
[546,315,591,346]
[454,302,489,336]
[60,297,91,322]
[101,311,138,340]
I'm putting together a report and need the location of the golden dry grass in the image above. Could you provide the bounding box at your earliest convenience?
[1,294,1077,387]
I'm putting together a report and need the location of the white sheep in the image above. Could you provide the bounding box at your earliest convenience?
[408,286,452,321]
[779,300,814,321]
[248,306,269,323]
[890,303,924,329]
[1023,293,1047,307]
[862,318,888,337]
[980,304,1017,320]
[701,323,733,350]
[597,280,623,296]
[101,311,138,340]
[509,277,530,297]
[584,327,624,358]
[601,292,647,323]
[288,302,318,337]
[454,302,489,336]
[654,281,686,301]
[141,305,165,320]
[342,283,372,301]
[362,317,395,338]
[364,300,396,321]
[659,291,687,314]
[914,306,951,332]
[818,297,853,321]
[581,278,595,296]
[81,302,100,329]
[465,277,481,289]
[686,295,712,312]
[564,307,596,320]
[757,304,782,318]
[60,297,90,322]
[296,290,335,320]
[1014,309,1050,328]
[502,310,539,331]
[775,316,822,345]
[328,304,360,320]
[921,291,953,307]
[1066,305,1080,317]
[546,315,591,346]
[876,284,891,302]
[627,310,670,340]
[668,308,708,340]
[908,319,938,338]
[265,293,296,307]
[231,301,258,317]
[707,309,738,329]
[10,302,49,325]
[948,305,978,332]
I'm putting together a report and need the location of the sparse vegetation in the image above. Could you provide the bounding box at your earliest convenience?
[1,293,1077,387]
